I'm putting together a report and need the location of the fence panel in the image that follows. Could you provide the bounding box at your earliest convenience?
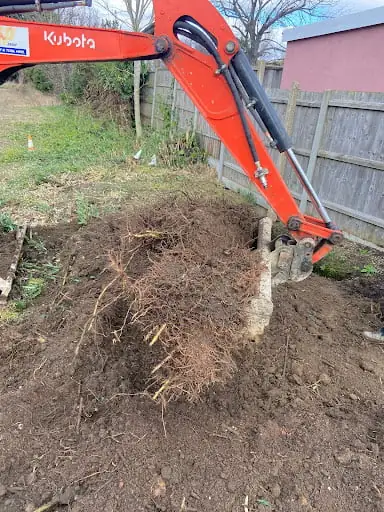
[141,64,384,246]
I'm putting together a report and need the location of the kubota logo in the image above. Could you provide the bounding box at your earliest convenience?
[44,30,96,49]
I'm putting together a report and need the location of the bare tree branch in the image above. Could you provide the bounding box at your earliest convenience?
[211,0,343,63]
[96,0,152,139]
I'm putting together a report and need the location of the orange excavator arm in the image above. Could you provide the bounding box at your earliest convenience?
[0,0,343,281]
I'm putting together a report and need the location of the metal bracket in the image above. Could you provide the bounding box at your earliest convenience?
[271,237,315,287]
[215,64,227,75]
[287,216,302,231]
[255,163,269,189]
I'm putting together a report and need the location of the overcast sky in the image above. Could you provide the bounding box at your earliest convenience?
[105,0,384,27]
[341,0,384,11]
[108,0,384,13]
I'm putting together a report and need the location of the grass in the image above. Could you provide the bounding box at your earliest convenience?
[0,106,133,203]
[0,212,17,232]
[75,194,100,225]
[0,90,224,321]
[314,245,381,280]
[0,101,219,225]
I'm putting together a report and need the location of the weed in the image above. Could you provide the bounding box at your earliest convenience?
[22,277,45,300]
[314,251,354,280]
[27,237,47,253]
[75,195,100,225]
[0,212,17,232]
[0,304,20,324]
[360,264,377,275]
[158,131,206,169]
[15,259,60,309]
[22,261,60,280]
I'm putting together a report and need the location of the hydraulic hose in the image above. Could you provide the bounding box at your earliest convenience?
[174,20,260,166]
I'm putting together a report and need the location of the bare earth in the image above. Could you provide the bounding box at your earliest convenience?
[0,83,383,512]
[0,219,383,512]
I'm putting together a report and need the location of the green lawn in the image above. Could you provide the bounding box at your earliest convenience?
[0,94,226,322]
[0,102,219,225]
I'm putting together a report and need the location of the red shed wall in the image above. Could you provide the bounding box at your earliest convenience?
[281,25,384,92]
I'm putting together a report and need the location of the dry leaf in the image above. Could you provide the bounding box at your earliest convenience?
[152,476,166,498]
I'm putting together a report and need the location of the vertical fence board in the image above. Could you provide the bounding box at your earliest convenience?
[141,64,384,246]
[299,90,331,211]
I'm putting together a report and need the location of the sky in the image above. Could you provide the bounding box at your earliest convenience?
[103,0,384,34]
[340,0,384,12]
[108,0,384,14]
[99,0,384,60]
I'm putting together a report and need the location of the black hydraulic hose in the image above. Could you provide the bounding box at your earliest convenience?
[172,24,270,146]
[0,0,91,13]
[143,22,155,35]
[228,64,273,142]
[232,50,292,153]
[173,27,208,51]
[174,20,260,165]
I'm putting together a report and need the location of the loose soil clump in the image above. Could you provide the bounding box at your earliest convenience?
[49,195,262,402]
[0,231,17,278]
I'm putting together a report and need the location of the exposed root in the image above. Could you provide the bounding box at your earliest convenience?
[72,195,262,402]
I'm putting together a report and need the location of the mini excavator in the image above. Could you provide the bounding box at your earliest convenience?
[0,0,343,312]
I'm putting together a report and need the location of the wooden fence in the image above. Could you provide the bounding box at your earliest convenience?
[141,64,384,247]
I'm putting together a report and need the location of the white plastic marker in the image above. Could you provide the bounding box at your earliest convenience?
[27,135,35,151]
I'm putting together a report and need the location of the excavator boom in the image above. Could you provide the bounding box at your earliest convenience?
[0,0,343,284]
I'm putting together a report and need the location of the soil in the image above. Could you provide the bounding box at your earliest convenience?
[0,231,17,279]
[0,211,383,512]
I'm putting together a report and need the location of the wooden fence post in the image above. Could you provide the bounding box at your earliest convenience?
[170,79,178,134]
[150,66,158,129]
[278,81,299,176]
[257,60,266,85]
[299,90,332,212]
[218,142,225,181]
[192,106,198,135]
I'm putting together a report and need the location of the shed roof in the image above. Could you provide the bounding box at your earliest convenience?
[283,5,384,42]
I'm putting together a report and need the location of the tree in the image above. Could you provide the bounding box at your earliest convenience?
[97,0,153,140]
[212,0,341,63]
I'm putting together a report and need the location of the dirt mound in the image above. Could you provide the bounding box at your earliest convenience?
[347,275,384,318]
[0,203,383,511]
[1,262,383,512]
[0,231,17,278]
[44,196,262,402]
